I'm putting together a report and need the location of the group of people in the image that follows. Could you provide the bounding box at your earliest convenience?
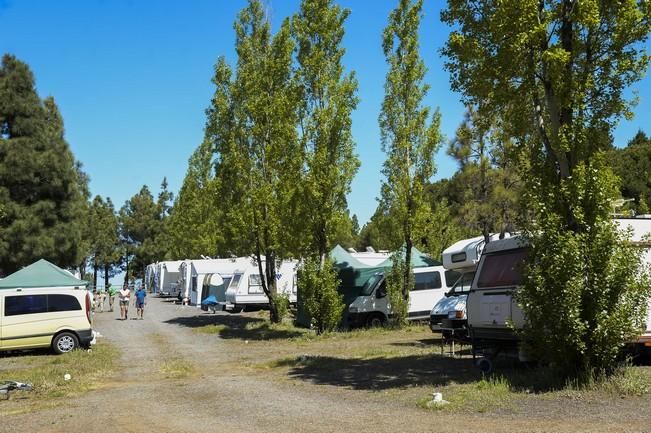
[94,283,147,320]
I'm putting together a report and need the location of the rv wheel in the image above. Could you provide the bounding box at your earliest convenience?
[477,357,493,374]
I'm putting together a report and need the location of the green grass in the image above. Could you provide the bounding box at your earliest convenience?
[0,342,119,403]
[194,324,227,334]
[159,359,194,379]
[417,376,513,413]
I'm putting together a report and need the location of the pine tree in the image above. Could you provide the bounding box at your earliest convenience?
[0,54,86,275]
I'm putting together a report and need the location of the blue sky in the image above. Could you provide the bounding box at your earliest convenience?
[1,0,650,226]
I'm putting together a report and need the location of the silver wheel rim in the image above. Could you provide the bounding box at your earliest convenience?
[57,335,75,352]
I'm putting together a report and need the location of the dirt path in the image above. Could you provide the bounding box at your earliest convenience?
[3,298,650,433]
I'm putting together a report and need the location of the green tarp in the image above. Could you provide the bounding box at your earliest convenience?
[376,245,441,268]
[0,259,88,289]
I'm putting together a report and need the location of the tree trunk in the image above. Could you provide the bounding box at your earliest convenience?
[93,261,98,291]
[104,266,110,288]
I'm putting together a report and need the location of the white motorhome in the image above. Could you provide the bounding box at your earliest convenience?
[221,260,298,312]
[466,217,651,367]
[430,235,502,337]
[347,266,458,327]
[178,258,251,306]
[156,261,183,297]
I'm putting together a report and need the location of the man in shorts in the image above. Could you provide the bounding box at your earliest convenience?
[119,283,131,320]
[134,285,147,320]
[107,283,118,312]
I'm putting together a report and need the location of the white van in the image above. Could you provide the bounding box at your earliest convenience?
[347,266,457,327]
[222,260,298,312]
[0,287,94,354]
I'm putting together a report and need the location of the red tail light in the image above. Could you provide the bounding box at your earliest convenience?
[85,292,92,324]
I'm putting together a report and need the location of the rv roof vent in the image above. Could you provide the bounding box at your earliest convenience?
[365,246,376,253]
[347,248,357,253]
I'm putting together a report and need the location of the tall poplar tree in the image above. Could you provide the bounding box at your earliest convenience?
[293,0,359,263]
[0,54,86,275]
[443,0,651,374]
[228,0,300,323]
[379,0,443,321]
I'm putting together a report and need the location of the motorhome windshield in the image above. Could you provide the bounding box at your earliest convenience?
[451,272,475,294]
[360,274,383,296]
[477,248,527,288]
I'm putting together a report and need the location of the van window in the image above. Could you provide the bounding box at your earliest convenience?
[477,248,527,288]
[361,273,383,296]
[444,270,461,287]
[413,272,442,291]
[48,294,82,312]
[248,274,264,294]
[5,295,47,316]
[5,294,81,316]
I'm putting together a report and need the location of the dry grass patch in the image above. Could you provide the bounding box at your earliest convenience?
[159,359,195,379]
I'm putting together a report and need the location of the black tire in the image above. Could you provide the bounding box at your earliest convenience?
[52,332,79,354]
[366,313,385,328]
[231,305,245,314]
[477,357,493,374]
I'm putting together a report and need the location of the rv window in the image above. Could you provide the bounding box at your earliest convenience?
[444,270,461,287]
[248,274,264,294]
[477,248,527,288]
[5,295,48,316]
[47,294,82,312]
[191,276,198,292]
[292,273,298,294]
[229,274,242,289]
[413,272,442,291]
[361,274,383,296]
[451,252,467,263]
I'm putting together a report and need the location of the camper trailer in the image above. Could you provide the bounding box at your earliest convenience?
[156,261,183,297]
[466,217,651,369]
[347,265,458,327]
[178,258,251,306]
[430,235,503,338]
[221,260,298,312]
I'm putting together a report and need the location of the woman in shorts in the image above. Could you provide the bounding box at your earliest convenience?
[119,283,131,320]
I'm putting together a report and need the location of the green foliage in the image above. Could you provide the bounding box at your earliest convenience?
[218,0,301,322]
[119,182,172,280]
[292,0,360,260]
[385,253,411,326]
[87,195,121,286]
[298,257,345,334]
[519,157,651,374]
[0,54,87,276]
[610,130,651,213]
[379,0,442,305]
[443,0,651,376]
[165,139,223,259]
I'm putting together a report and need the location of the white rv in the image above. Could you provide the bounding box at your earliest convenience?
[178,258,251,306]
[156,261,183,297]
[430,235,503,337]
[466,217,651,367]
[221,260,298,312]
[347,266,458,327]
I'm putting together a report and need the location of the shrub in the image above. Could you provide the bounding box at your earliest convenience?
[385,254,411,327]
[298,257,345,334]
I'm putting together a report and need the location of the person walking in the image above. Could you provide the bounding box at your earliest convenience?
[107,283,118,312]
[134,284,147,320]
[119,283,131,320]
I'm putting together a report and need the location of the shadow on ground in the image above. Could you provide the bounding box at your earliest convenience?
[164,314,305,341]
[286,354,480,390]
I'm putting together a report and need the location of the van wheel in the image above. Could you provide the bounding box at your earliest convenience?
[477,357,493,374]
[366,314,385,328]
[52,332,79,354]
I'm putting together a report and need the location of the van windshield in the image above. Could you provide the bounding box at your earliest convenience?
[477,248,527,288]
[360,274,383,296]
[450,272,475,294]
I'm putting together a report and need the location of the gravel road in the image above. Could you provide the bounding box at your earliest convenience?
[3,297,650,433]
